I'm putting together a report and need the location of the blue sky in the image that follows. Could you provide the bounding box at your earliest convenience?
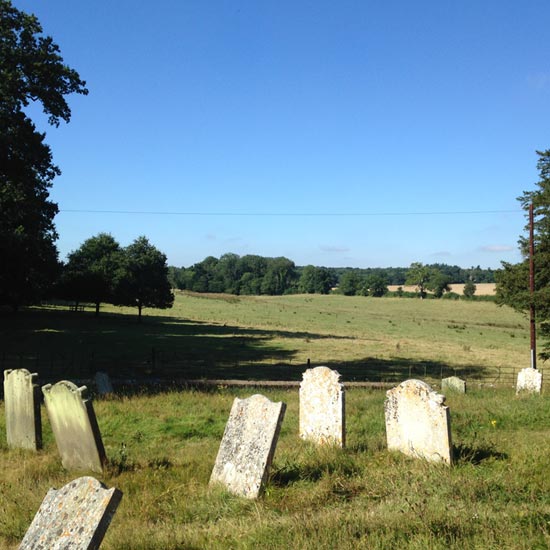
[17,0,550,269]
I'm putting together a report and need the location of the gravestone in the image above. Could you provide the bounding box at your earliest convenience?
[385,379,453,465]
[3,369,42,450]
[299,366,345,447]
[42,381,107,473]
[441,376,466,394]
[94,371,114,395]
[19,476,122,550]
[210,394,286,499]
[516,367,542,394]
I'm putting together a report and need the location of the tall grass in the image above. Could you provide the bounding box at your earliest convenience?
[1,387,550,549]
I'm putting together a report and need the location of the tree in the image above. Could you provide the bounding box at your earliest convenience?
[0,1,87,309]
[60,233,122,315]
[339,270,362,296]
[361,274,389,297]
[405,262,432,299]
[115,237,174,321]
[298,265,335,294]
[260,257,297,295]
[426,271,451,298]
[463,280,477,299]
[496,150,550,359]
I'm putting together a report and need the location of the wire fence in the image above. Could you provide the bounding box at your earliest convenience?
[1,349,546,392]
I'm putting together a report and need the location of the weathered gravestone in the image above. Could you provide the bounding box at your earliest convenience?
[94,371,114,396]
[299,366,345,447]
[210,394,286,499]
[441,376,466,394]
[385,379,453,465]
[516,367,542,394]
[3,369,42,450]
[19,476,122,550]
[42,381,106,473]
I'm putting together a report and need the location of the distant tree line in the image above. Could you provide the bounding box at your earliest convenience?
[168,254,336,296]
[169,255,495,298]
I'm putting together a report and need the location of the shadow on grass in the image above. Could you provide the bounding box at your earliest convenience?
[453,443,508,465]
[271,454,360,487]
[0,307,494,389]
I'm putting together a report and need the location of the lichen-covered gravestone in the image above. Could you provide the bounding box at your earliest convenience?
[299,366,345,447]
[42,381,107,473]
[3,369,42,450]
[94,371,114,396]
[516,367,542,394]
[385,379,453,465]
[19,476,122,550]
[210,394,286,499]
[441,376,466,394]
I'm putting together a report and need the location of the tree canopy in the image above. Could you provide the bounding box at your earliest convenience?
[115,237,174,321]
[60,233,122,315]
[0,0,87,309]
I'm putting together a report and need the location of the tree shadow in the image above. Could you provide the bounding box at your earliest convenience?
[0,307,495,391]
[453,443,508,465]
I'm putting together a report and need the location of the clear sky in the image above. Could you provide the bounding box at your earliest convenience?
[16,0,550,269]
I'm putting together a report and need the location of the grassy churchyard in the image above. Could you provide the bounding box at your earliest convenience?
[1,293,550,548]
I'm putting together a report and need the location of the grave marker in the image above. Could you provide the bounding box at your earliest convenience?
[299,366,345,446]
[94,371,114,395]
[441,376,466,394]
[210,394,286,499]
[19,476,122,550]
[3,369,42,450]
[42,381,106,473]
[516,367,542,394]
[385,379,453,465]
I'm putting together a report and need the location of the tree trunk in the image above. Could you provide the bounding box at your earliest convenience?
[95,302,100,316]
[138,302,142,323]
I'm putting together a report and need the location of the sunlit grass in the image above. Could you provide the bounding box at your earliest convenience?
[1,388,550,549]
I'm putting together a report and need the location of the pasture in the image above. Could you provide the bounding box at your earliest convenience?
[0,292,538,386]
[1,293,549,549]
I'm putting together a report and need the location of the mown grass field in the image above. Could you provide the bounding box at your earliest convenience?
[0,292,539,386]
[1,387,550,549]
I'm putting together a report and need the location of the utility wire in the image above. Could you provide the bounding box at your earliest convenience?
[59,208,522,217]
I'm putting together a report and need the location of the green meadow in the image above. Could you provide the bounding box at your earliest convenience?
[0,291,538,385]
[1,293,549,549]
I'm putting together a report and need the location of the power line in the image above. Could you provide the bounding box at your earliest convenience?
[59,208,522,217]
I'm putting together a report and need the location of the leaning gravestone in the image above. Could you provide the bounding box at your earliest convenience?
[42,381,106,473]
[385,379,453,465]
[441,376,466,394]
[19,476,122,550]
[3,369,42,450]
[94,371,114,396]
[516,367,542,394]
[299,366,345,447]
[210,394,286,499]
